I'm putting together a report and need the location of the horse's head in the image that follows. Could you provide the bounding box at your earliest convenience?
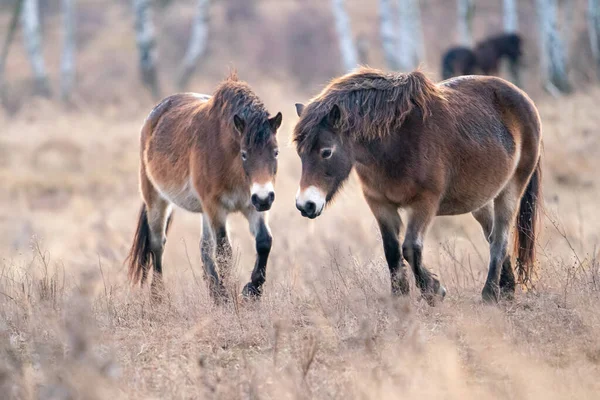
[233,112,282,212]
[293,103,353,219]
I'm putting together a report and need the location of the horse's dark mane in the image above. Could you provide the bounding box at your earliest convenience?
[209,71,271,145]
[293,67,447,150]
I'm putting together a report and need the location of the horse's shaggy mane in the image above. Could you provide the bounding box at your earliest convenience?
[209,70,271,145]
[293,67,446,150]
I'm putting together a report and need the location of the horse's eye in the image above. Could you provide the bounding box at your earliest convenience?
[241,150,247,161]
[274,149,279,158]
[320,148,333,159]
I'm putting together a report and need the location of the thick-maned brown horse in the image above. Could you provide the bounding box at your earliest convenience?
[293,67,542,304]
[126,72,282,301]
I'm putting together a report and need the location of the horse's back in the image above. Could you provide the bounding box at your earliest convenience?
[433,76,541,214]
[141,93,212,213]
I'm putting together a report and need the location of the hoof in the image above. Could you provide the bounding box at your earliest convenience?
[210,284,229,305]
[482,284,499,304]
[242,282,262,298]
[423,281,446,307]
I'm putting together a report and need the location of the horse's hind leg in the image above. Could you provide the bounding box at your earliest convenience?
[365,198,410,296]
[472,203,515,300]
[145,196,172,297]
[402,198,446,305]
[482,183,520,303]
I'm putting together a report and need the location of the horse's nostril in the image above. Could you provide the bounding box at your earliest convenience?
[268,192,275,203]
[305,201,316,215]
[251,194,258,204]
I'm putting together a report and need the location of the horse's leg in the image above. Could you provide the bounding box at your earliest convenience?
[403,200,446,305]
[200,212,228,301]
[241,207,272,298]
[482,183,520,303]
[146,197,172,298]
[472,203,516,300]
[509,59,521,87]
[365,198,410,296]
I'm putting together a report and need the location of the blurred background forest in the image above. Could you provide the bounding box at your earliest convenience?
[1,0,599,115]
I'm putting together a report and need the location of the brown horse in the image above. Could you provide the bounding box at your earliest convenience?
[293,67,542,303]
[441,46,478,80]
[126,72,282,301]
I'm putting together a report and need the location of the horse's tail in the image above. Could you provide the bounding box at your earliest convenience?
[126,204,153,286]
[514,158,542,286]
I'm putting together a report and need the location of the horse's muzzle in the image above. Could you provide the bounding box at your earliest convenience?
[252,192,274,212]
[296,200,320,219]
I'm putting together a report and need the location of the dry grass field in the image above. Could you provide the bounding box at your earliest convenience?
[1,1,600,399]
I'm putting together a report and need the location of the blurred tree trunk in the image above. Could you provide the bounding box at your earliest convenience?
[457,0,474,46]
[331,0,358,72]
[536,0,570,94]
[589,0,600,77]
[379,0,399,70]
[397,0,424,71]
[21,0,51,97]
[503,0,518,33]
[60,0,76,102]
[177,0,210,90]
[133,0,160,99]
[0,0,24,98]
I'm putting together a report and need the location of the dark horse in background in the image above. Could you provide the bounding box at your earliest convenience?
[126,72,282,301]
[441,33,523,85]
[294,67,542,304]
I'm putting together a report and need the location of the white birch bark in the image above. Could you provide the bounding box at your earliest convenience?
[133,0,159,98]
[177,0,210,89]
[60,0,76,102]
[503,0,518,33]
[379,0,399,70]
[331,0,358,72]
[457,0,474,47]
[397,0,424,71]
[589,0,600,76]
[21,0,50,96]
[536,0,570,93]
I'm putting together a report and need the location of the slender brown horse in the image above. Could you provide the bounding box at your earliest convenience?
[126,72,282,301]
[293,67,542,304]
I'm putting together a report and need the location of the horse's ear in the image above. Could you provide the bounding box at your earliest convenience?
[233,114,245,135]
[295,103,305,117]
[269,112,283,132]
[326,104,341,128]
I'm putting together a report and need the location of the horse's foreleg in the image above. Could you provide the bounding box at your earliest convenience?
[473,203,515,300]
[241,208,272,298]
[201,212,228,301]
[482,184,519,303]
[366,198,409,296]
[403,199,446,305]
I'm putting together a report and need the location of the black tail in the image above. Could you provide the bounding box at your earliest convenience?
[126,204,153,286]
[514,159,542,286]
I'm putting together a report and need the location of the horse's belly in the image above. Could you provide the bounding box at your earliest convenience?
[148,170,204,213]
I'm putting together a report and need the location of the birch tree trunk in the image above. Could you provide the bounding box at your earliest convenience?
[0,0,24,97]
[589,0,600,77]
[21,0,51,96]
[503,0,518,33]
[133,0,160,99]
[60,0,76,102]
[536,0,570,93]
[331,0,358,72]
[177,0,210,90]
[397,0,424,71]
[457,0,474,47]
[379,0,399,70]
